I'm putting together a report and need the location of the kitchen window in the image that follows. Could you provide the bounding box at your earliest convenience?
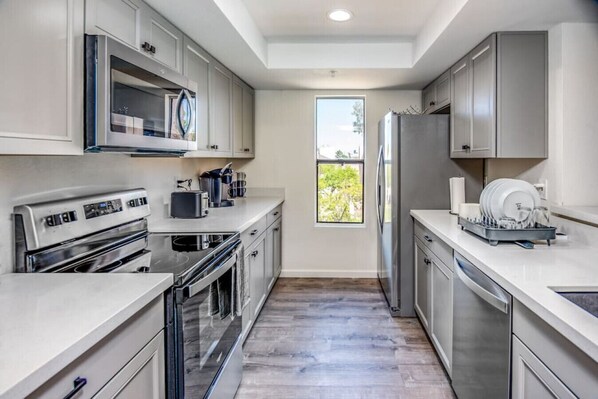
[316,97,365,224]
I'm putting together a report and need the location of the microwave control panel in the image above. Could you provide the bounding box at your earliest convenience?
[84,199,123,219]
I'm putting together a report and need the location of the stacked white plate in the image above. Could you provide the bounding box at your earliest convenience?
[480,179,541,223]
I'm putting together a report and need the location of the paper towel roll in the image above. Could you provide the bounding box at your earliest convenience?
[449,177,465,215]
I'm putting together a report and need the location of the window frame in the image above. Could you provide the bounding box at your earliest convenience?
[314,96,366,226]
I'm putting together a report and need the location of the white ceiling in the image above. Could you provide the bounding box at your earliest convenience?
[242,0,442,41]
[146,0,598,90]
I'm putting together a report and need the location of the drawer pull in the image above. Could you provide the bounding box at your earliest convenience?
[424,258,431,266]
[250,229,259,236]
[273,227,280,232]
[251,250,259,257]
[423,235,433,243]
[273,211,279,216]
[63,377,87,399]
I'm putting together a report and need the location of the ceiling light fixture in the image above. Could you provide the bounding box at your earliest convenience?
[327,9,352,22]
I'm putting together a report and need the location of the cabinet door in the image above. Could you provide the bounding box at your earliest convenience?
[209,62,233,155]
[272,220,282,277]
[435,70,450,110]
[469,35,496,157]
[94,331,165,399]
[232,79,244,157]
[182,37,211,154]
[140,5,183,72]
[450,55,471,158]
[265,226,275,292]
[0,0,83,155]
[85,0,141,50]
[241,253,253,342]
[512,336,575,399]
[414,240,431,331]
[249,237,266,320]
[422,84,436,114]
[241,86,255,157]
[431,257,453,376]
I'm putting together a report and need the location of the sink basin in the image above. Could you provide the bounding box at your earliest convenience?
[556,291,598,318]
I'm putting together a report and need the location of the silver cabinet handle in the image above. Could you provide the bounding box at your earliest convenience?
[250,229,259,236]
[273,211,279,216]
[454,256,509,314]
[273,227,280,232]
[423,235,433,243]
[251,250,258,257]
[424,258,431,265]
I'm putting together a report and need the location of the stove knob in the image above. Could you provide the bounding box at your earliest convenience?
[45,214,62,227]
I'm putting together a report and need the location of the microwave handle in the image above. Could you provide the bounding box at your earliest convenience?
[176,89,194,137]
[185,251,237,298]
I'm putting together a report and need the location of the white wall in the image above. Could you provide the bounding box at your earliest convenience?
[239,90,421,278]
[487,23,598,207]
[0,155,223,275]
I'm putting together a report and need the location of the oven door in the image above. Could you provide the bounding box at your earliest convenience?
[86,35,198,153]
[175,250,242,398]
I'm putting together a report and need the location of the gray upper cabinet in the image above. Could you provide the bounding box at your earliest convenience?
[233,77,255,158]
[85,0,142,50]
[469,35,496,158]
[140,5,183,72]
[209,61,233,155]
[422,69,450,114]
[450,56,471,156]
[450,32,547,159]
[0,0,84,155]
[182,36,211,155]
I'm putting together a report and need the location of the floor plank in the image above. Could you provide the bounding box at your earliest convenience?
[235,278,455,399]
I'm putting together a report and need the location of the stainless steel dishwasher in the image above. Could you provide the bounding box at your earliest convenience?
[452,252,512,399]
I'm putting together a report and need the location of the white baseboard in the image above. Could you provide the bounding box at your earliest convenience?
[279,269,378,279]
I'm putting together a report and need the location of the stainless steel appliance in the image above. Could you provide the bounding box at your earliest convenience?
[200,163,235,208]
[13,189,244,399]
[376,112,482,316]
[171,190,209,218]
[452,252,512,399]
[85,35,198,154]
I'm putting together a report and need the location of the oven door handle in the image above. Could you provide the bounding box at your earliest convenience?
[185,252,237,299]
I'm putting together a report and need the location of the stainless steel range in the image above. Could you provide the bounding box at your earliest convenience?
[14,189,245,399]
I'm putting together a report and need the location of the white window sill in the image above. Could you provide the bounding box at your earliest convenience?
[314,223,366,229]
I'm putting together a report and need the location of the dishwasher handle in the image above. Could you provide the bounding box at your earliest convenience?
[454,256,509,314]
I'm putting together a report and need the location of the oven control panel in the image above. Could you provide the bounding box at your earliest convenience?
[84,199,123,219]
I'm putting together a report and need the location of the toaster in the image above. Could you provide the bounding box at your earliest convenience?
[170,191,209,218]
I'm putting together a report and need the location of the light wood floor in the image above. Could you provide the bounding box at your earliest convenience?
[235,278,455,399]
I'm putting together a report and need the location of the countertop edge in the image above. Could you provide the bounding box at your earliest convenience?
[410,210,598,362]
[1,274,173,399]
[235,198,284,233]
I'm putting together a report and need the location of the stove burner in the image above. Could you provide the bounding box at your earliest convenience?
[171,235,214,252]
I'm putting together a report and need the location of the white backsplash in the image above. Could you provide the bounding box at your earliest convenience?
[0,154,226,275]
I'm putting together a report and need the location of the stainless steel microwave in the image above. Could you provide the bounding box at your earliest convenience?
[85,35,198,154]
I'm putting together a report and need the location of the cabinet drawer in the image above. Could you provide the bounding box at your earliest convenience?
[241,216,267,250]
[266,205,282,226]
[29,296,164,399]
[414,221,453,269]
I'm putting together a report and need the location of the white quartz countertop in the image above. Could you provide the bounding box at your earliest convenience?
[410,210,598,362]
[149,196,284,233]
[0,273,173,399]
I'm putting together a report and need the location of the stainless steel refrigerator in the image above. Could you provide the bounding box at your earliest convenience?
[376,112,482,316]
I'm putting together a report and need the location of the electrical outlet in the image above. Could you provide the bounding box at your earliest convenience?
[533,179,548,201]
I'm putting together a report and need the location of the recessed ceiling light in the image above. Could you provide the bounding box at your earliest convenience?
[327,9,352,22]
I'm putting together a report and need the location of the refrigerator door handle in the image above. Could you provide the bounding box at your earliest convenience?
[375,146,384,233]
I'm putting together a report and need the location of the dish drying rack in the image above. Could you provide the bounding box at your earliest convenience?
[458,217,556,248]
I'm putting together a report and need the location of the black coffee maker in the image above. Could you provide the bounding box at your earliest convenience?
[199,163,235,207]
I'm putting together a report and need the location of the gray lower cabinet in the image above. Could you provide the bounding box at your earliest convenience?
[512,300,598,398]
[449,32,547,159]
[413,224,454,376]
[414,239,431,331]
[30,297,165,398]
[0,0,84,155]
[512,336,575,399]
[430,255,453,376]
[241,206,283,343]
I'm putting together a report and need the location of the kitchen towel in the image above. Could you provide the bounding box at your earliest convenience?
[450,177,465,215]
